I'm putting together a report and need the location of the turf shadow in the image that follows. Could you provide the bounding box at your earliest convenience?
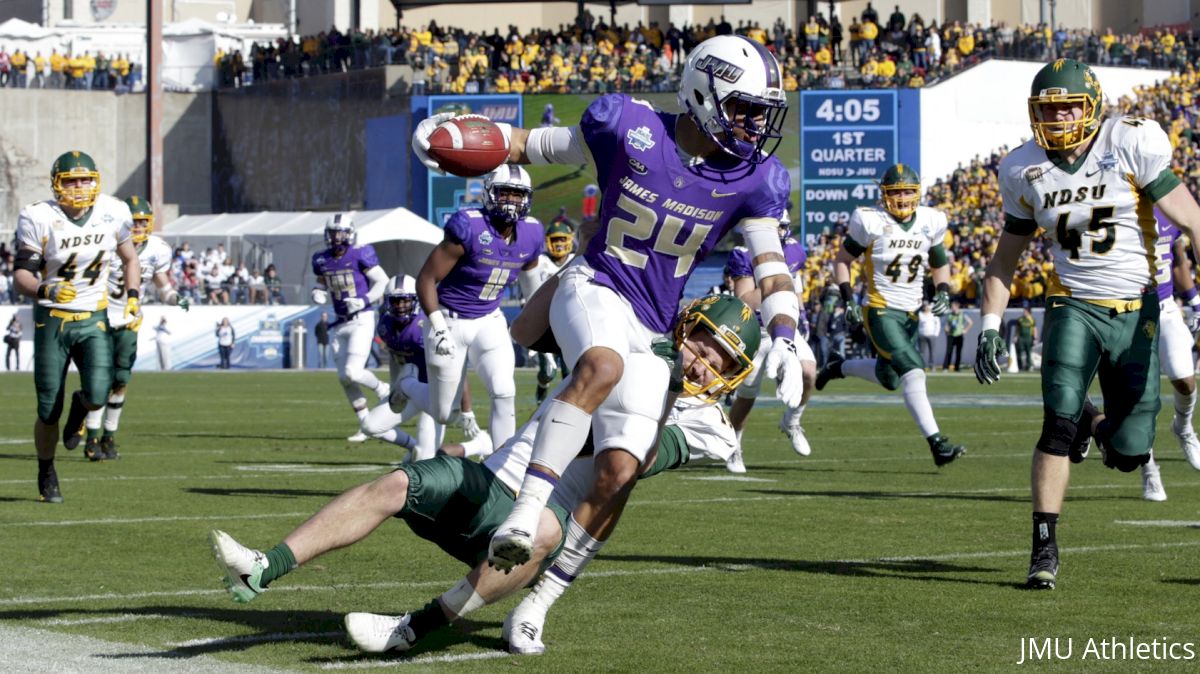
[599,553,1015,588]
[185,487,343,499]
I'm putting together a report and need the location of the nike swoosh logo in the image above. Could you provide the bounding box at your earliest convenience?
[1085,169,1101,177]
[240,574,259,592]
[711,189,737,198]
[36,323,45,328]
[1050,302,1064,309]
[550,419,569,425]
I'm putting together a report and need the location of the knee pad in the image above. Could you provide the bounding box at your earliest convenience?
[1102,448,1151,472]
[1036,415,1077,457]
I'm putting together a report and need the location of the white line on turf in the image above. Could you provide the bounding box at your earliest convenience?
[1114,520,1200,527]
[10,539,1200,609]
[2,512,312,527]
[41,613,176,626]
[234,465,387,474]
[168,631,343,648]
[682,476,776,482]
[319,651,511,669]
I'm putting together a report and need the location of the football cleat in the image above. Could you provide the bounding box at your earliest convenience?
[1141,462,1167,502]
[1171,418,1200,471]
[84,437,103,461]
[725,448,747,474]
[38,468,63,504]
[344,612,416,653]
[375,381,391,401]
[100,438,120,461]
[814,353,845,391]
[209,529,267,603]
[1026,542,1059,590]
[928,434,965,467]
[503,607,547,656]
[488,528,534,572]
[347,431,369,443]
[62,391,89,451]
[781,419,811,456]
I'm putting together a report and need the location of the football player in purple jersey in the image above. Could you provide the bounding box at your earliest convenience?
[416,165,543,452]
[724,207,817,471]
[310,213,391,442]
[414,34,806,572]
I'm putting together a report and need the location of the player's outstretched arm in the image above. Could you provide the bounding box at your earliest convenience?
[975,231,1031,384]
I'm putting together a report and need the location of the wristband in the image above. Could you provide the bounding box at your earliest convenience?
[1183,285,1200,304]
[981,314,1002,333]
[1190,295,1200,308]
[838,281,853,303]
[428,310,448,333]
[769,325,796,341]
[126,288,140,299]
[935,282,950,294]
[37,283,51,300]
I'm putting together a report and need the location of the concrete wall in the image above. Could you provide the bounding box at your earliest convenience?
[917,60,1171,187]
[0,89,212,231]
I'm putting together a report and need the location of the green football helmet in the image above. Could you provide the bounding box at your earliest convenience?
[674,294,761,402]
[880,163,921,221]
[545,221,575,260]
[125,195,154,244]
[51,150,101,210]
[1028,58,1103,151]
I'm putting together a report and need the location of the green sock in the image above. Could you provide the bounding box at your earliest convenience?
[87,427,103,441]
[408,599,449,641]
[101,430,114,441]
[260,543,298,586]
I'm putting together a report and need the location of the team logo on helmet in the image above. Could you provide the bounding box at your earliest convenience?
[674,294,760,403]
[693,54,745,83]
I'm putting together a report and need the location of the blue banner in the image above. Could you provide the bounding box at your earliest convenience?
[409,95,523,226]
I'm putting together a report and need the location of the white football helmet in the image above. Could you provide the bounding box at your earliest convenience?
[483,164,533,225]
[384,274,418,319]
[324,212,356,252]
[677,35,787,164]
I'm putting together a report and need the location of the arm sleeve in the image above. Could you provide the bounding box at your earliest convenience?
[525,125,591,166]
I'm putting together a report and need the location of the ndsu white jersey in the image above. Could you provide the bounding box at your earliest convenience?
[999,116,1175,300]
[530,252,573,293]
[16,194,133,312]
[847,205,948,312]
[107,234,173,328]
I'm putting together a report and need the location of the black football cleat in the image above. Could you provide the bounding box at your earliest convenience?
[1026,542,1059,590]
[928,434,966,467]
[38,468,63,504]
[815,353,845,391]
[100,438,120,461]
[84,437,103,461]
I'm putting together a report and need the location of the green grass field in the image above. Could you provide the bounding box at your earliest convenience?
[1,370,1197,672]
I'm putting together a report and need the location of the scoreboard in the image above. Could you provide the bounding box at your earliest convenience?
[800,90,915,234]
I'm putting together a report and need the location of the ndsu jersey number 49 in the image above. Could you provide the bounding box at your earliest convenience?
[847,205,948,312]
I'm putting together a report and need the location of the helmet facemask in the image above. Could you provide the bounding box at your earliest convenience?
[1028,61,1103,151]
[131,215,153,244]
[53,171,100,211]
[486,185,531,226]
[692,77,787,164]
[387,292,418,320]
[545,226,574,259]
[882,183,920,221]
[325,225,355,254]
[674,310,756,403]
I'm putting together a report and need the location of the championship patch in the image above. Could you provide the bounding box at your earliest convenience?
[1024,166,1044,184]
[1097,152,1118,173]
[478,230,494,245]
[626,126,655,152]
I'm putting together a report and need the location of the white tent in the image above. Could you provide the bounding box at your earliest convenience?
[0,18,61,58]
[159,207,443,301]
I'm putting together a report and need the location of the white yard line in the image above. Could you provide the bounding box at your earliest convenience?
[169,631,342,648]
[319,651,511,669]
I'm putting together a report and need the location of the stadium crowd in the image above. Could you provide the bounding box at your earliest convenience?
[0,47,140,89]
[215,9,1200,93]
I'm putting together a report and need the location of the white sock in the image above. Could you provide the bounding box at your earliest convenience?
[522,516,606,615]
[1174,388,1196,429]
[490,395,516,449]
[900,369,939,438]
[355,407,368,423]
[1142,450,1160,476]
[85,407,104,432]
[783,404,806,428]
[461,431,494,458]
[103,393,126,432]
[439,577,486,619]
[842,359,879,384]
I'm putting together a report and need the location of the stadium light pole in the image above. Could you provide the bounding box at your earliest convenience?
[148,0,164,222]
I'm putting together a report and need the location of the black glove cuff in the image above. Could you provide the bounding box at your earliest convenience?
[935,282,950,294]
[126,288,140,300]
[838,281,853,304]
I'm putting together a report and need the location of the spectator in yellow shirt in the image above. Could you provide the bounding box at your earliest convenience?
[876,55,896,82]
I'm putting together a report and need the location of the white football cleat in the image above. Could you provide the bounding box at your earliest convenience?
[347,431,369,442]
[503,607,547,655]
[781,420,811,456]
[345,612,416,653]
[488,528,534,571]
[1172,418,1200,470]
[1141,462,1167,502]
[209,529,267,603]
[725,448,746,474]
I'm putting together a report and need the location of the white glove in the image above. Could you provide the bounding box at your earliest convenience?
[344,297,366,314]
[411,111,457,175]
[764,336,805,408]
[428,311,455,357]
[311,287,329,304]
[460,410,482,439]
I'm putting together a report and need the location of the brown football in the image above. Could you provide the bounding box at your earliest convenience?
[426,115,510,177]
